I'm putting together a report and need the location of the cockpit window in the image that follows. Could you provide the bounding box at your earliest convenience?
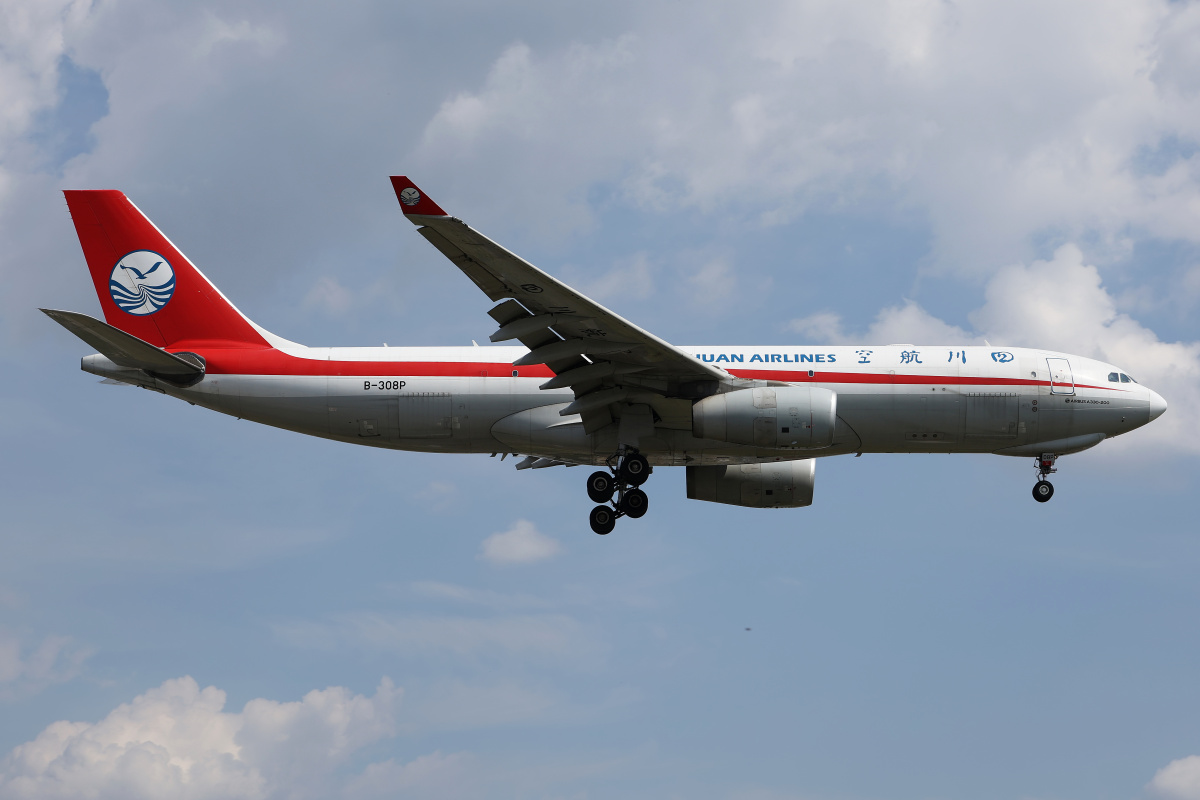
[1108,372,1120,382]
[1127,375,1137,383]
[1120,373,1132,383]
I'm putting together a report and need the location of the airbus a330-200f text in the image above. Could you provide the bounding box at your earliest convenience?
[44,178,1168,534]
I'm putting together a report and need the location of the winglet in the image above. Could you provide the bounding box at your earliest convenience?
[390,176,449,217]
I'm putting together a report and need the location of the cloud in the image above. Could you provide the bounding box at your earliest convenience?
[409,0,1200,276]
[193,12,284,59]
[0,0,91,155]
[0,631,91,701]
[563,252,655,303]
[402,681,565,732]
[274,610,593,661]
[0,676,402,800]
[866,301,976,346]
[302,276,353,316]
[407,581,551,611]
[787,311,848,343]
[1,1,470,339]
[8,0,1200,343]
[417,37,641,240]
[685,256,738,309]
[341,751,474,799]
[0,675,619,799]
[410,481,459,513]
[478,519,562,565]
[791,301,975,345]
[1149,755,1200,799]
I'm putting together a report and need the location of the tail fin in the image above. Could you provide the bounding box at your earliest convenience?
[64,190,268,349]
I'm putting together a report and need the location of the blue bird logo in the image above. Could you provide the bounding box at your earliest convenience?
[120,261,162,281]
[109,251,176,315]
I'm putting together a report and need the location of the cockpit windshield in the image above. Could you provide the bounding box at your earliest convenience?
[1109,372,1137,384]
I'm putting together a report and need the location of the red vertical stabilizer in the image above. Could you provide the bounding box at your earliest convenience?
[64,190,268,349]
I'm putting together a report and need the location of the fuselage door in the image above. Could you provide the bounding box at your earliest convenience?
[1047,358,1075,395]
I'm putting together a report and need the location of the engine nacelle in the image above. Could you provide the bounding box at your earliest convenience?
[686,460,816,508]
[692,386,837,449]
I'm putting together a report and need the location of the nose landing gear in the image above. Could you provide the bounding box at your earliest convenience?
[1032,453,1057,503]
[587,449,652,534]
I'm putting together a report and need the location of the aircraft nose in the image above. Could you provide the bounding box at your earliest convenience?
[1148,389,1168,422]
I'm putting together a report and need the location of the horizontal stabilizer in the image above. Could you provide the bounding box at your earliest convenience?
[41,309,203,376]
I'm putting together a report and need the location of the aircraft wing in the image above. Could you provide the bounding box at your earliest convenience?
[391,177,729,433]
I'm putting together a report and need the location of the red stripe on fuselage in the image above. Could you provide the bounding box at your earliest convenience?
[187,346,556,378]
[177,347,1121,392]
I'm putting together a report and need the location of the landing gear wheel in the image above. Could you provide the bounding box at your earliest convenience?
[586,471,615,503]
[619,488,649,519]
[1032,480,1054,503]
[589,505,617,535]
[619,453,650,486]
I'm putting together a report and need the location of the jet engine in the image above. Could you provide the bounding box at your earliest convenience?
[686,460,816,508]
[691,386,837,449]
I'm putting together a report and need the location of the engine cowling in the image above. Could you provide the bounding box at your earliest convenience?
[692,386,837,449]
[686,460,816,508]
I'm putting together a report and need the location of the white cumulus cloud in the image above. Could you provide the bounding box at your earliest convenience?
[479,519,562,565]
[0,0,91,158]
[1149,755,1200,799]
[415,0,1200,275]
[0,676,401,800]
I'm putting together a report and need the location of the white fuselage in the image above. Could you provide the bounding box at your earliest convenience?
[85,342,1160,466]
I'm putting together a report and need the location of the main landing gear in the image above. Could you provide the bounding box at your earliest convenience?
[1032,453,1057,503]
[587,450,651,535]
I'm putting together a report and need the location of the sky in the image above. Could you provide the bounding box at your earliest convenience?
[1,1,1200,798]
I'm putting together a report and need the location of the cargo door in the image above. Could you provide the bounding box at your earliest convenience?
[964,393,1019,440]
[398,392,453,438]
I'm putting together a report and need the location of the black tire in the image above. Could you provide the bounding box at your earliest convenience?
[586,471,615,503]
[1033,480,1054,503]
[619,453,651,486]
[619,488,649,519]
[589,505,617,535]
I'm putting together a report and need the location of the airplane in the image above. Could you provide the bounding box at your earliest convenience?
[43,177,1168,535]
